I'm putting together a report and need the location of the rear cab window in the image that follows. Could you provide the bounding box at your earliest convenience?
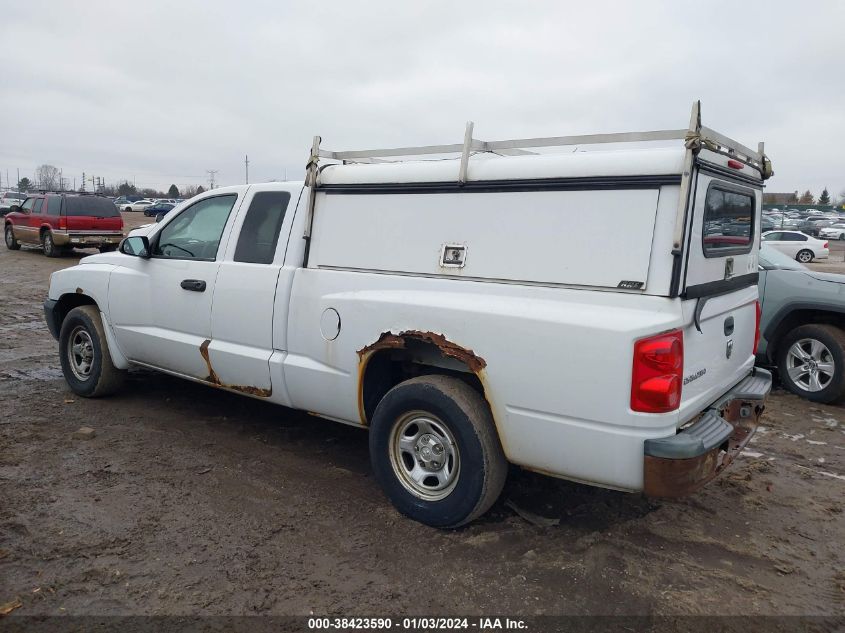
[701,183,755,257]
[233,191,291,264]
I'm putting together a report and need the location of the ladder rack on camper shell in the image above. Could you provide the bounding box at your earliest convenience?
[301,101,773,260]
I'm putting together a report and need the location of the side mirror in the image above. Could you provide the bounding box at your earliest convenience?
[120,235,151,258]
[155,212,166,223]
[9,205,20,213]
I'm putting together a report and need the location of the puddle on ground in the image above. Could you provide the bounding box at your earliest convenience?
[0,366,64,381]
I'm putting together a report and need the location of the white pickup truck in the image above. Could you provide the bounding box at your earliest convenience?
[45,103,772,527]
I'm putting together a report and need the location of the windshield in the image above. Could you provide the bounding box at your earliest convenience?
[759,244,807,271]
[64,196,120,217]
[4,192,26,200]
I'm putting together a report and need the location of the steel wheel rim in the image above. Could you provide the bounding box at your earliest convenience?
[67,326,95,381]
[388,410,460,501]
[786,338,834,392]
[5,228,12,247]
[44,234,52,253]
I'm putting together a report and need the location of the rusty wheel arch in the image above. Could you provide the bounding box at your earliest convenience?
[356,330,490,426]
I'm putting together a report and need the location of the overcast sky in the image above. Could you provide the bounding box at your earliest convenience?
[1,1,843,197]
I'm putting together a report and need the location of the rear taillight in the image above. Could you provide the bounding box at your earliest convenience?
[631,330,683,413]
[753,301,761,355]
[58,216,67,230]
[824,241,829,249]
[727,159,744,170]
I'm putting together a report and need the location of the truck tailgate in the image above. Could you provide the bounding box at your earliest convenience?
[677,284,758,423]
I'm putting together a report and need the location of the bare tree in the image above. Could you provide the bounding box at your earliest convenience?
[35,164,60,191]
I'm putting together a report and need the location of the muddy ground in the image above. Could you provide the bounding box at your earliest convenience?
[1,213,843,618]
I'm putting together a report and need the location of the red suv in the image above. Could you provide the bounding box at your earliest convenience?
[4,194,124,257]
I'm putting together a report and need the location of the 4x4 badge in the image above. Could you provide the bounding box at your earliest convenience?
[726,339,734,359]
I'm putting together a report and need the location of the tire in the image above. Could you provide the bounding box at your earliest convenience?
[777,324,845,404]
[796,249,814,263]
[5,224,20,250]
[59,305,126,398]
[124,206,133,213]
[369,375,507,528]
[42,231,60,258]
[839,233,845,241]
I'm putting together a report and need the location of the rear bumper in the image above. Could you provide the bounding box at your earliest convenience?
[643,367,772,497]
[52,231,123,247]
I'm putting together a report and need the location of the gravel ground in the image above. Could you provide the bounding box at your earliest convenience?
[1,213,843,618]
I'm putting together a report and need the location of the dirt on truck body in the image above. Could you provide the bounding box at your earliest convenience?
[0,222,844,621]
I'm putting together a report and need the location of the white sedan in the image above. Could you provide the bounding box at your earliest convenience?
[761,230,829,263]
[122,200,154,212]
[818,223,845,241]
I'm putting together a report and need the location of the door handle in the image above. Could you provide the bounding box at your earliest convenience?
[180,279,206,292]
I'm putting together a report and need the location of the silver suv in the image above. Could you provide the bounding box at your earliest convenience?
[0,191,27,215]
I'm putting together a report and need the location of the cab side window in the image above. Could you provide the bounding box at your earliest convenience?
[233,191,291,264]
[20,198,35,212]
[152,194,237,260]
[33,199,44,214]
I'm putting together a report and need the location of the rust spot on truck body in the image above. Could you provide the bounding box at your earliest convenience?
[357,330,486,373]
[356,330,487,425]
[198,339,271,398]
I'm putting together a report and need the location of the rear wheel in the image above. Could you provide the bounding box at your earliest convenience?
[42,231,60,257]
[796,249,814,263]
[59,305,125,397]
[5,225,20,250]
[777,324,845,404]
[369,375,507,528]
[839,233,845,241]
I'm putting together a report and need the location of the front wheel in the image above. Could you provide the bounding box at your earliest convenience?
[369,375,507,528]
[796,249,814,263]
[59,305,126,397]
[777,324,845,404]
[5,225,20,250]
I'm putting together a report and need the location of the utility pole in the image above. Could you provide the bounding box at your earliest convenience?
[17,168,20,188]
[206,169,218,190]
[245,155,249,184]
[81,172,86,192]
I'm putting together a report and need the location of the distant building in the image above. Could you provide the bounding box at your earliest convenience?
[762,191,799,205]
